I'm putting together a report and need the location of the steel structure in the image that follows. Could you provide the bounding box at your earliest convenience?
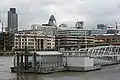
[62,46,120,61]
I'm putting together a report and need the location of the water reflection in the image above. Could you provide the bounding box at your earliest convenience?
[14,73,44,80]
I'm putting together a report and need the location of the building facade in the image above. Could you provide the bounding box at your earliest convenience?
[8,8,18,33]
[90,30,107,36]
[55,36,94,51]
[58,29,90,36]
[75,21,83,29]
[14,33,55,51]
[0,32,13,50]
[94,35,120,45]
[31,24,57,36]
[97,24,107,30]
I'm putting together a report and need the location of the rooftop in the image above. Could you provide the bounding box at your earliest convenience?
[35,51,62,55]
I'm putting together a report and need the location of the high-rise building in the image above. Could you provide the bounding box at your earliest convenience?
[8,8,18,33]
[97,24,107,30]
[48,15,56,26]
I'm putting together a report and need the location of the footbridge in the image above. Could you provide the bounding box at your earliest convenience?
[61,46,120,61]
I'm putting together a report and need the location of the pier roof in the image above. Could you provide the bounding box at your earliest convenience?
[35,51,62,55]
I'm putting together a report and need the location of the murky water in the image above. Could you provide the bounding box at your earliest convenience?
[0,56,120,80]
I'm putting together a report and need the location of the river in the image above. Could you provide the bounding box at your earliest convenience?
[0,56,120,80]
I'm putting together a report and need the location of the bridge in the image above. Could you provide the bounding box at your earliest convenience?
[61,46,120,61]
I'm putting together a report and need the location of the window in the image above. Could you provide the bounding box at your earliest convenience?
[22,42,24,45]
[47,46,51,49]
[15,46,18,49]
[16,42,18,45]
[28,42,34,45]
[28,39,34,41]
[47,43,51,45]
[25,42,27,45]
[47,40,51,41]
[15,39,18,41]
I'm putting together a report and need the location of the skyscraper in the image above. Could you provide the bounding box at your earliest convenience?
[48,15,56,26]
[8,8,18,33]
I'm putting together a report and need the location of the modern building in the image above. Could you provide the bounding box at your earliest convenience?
[0,32,13,50]
[14,33,55,51]
[55,36,94,51]
[58,29,90,36]
[48,15,57,26]
[59,23,68,30]
[107,30,119,34]
[30,24,57,36]
[97,24,107,30]
[75,21,83,29]
[90,29,107,36]
[94,35,120,45]
[8,8,18,33]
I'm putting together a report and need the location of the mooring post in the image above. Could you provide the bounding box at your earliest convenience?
[17,54,20,73]
[25,54,28,70]
[21,52,23,71]
[25,46,28,70]
[33,52,37,72]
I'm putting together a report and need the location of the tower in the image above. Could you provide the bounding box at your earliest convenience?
[8,8,18,33]
[48,15,56,26]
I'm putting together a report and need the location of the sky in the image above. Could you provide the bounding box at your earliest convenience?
[0,0,120,30]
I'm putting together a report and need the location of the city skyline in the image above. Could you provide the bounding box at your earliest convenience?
[0,0,120,30]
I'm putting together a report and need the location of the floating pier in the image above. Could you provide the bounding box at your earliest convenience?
[11,51,102,74]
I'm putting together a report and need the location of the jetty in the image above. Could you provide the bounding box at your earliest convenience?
[11,46,120,74]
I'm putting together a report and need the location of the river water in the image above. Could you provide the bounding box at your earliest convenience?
[0,56,120,80]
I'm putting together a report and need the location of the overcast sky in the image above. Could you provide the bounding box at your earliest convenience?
[0,0,120,30]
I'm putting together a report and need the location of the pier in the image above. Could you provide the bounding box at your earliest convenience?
[11,46,120,74]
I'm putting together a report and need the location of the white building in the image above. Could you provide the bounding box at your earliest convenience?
[31,24,57,36]
[14,33,55,51]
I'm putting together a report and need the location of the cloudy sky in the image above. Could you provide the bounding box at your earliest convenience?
[0,0,120,30]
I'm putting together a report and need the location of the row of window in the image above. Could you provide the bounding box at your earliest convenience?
[15,46,55,49]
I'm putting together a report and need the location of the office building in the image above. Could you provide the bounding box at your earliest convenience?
[97,24,107,30]
[58,29,90,36]
[8,8,18,33]
[48,15,56,26]
[55,36,94,51]
[0,32,13,50]
[30,24,57,36]
[90,30,107,36]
